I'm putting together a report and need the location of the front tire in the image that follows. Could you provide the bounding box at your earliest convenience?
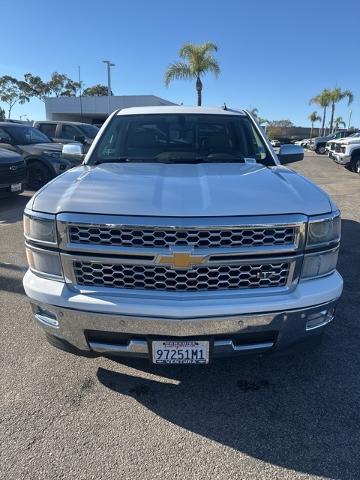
[351,155,360,174]
[28,160,52,190]
[316,145,326,155]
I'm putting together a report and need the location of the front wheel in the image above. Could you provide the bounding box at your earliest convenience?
[316,145,326,155]
[351,156,360,174]
[28,161,52,190]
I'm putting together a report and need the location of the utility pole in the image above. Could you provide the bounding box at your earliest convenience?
[348,110,352,129]
[78,66,83,123]
[102,60,115,116]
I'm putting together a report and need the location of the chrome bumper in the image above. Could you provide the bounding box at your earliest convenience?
[30,300,338,358]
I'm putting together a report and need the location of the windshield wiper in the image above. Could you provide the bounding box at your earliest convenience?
[94,157,137,164]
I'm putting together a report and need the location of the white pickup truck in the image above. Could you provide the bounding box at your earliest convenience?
[330,133,360,173]
[23,107,343,364]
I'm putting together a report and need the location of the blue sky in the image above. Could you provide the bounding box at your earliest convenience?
[1,0,360,127]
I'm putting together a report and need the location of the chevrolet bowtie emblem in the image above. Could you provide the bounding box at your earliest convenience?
[157,249,206,269]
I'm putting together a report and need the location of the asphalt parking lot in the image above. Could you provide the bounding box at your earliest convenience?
[1,152,359,480]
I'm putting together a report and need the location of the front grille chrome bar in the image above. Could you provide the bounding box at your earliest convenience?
[57,213,307,255]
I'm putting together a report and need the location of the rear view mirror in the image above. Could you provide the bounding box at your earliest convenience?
[277,144,304,164]
[74,135,86,144]
[62,143,85,165]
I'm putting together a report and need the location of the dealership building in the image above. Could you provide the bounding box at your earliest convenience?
[44,95,177,124]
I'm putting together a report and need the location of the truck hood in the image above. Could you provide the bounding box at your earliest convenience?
[20,143,63,155]
[337,136,360,145]
[31,162,332,217]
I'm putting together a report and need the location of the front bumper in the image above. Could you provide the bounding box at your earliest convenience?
[333,154,351,165]
[24,269,343,359]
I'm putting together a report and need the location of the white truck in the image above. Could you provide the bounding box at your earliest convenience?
[23,107,343,364]
[330,133,360,173]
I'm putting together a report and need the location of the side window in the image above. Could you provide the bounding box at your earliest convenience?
[38,123,56,137]
[62,125,79,140]
[0,127,12,143]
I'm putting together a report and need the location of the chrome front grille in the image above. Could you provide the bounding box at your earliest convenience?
[73,260,290,292]
[69,225,296,249]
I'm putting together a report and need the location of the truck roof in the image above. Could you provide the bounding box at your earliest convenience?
[115,106,247,116]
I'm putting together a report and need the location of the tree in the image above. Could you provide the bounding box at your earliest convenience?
[47,72,80,97]
[268,119,294,128]
[23,72,81,100]
[0,75,30,118]
[333,116,346,130]
[165,42,220,106]
[308,111,321,139]
[328,88,353,133]
[310,89,331,135]
[83,84,109,96]
[0,107,5,120]
[23,73,50,101]
[249,107,259,119]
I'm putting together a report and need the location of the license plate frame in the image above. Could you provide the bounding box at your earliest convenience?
[151,340,210,365]
[11,182,22,192]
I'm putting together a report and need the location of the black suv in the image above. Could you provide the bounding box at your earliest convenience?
[0,148,27,197]
[0,122,71,190]
[33,121,99,152]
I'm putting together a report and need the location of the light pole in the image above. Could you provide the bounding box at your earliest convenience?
[102,60,115,116]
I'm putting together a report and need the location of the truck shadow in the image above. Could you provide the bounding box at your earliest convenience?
[96,218,360,479]
[0,191,33,224]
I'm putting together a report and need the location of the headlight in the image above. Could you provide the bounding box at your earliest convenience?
[24,210,57,245]
[307,213,341,248]
[24,210,63,280]
[26,245,63,280]
[43,150,61,158]
[301,248,339,280]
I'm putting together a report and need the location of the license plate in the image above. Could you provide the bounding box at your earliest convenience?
[152,340,209,364]
[11,183,22,192]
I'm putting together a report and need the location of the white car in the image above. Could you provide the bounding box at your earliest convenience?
[270,139,281,147]
[23,106,342,363]
[295,139,310,148]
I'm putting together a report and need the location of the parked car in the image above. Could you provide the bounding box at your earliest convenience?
[309,129,353,154]
[0,148,27,197]
[326,132,360,158]
[331,134,360,173]
[270,139,281,147]
[0,122,72,189]
[33,121,99,152]
[23,106,342,363]
[294,139,310,148]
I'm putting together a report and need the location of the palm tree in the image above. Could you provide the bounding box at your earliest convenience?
[165,42,220,106]
[308,111,321,139]
[333,116,346,130]
[310,89,331,136]
[249,107,259,119]
[328,88,354,133]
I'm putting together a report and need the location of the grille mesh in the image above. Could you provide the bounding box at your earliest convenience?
[73,261,290,292]
[69,225,295,249]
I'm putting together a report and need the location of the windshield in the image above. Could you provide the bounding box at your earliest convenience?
[79,124,99,138]
[89,114,274,166]
[4,125,51,145]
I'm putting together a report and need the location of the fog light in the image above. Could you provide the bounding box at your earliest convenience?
[306,308,335,331]
[35,306,59,328]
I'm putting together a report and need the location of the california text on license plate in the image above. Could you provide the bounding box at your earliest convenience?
[152,340,209,364]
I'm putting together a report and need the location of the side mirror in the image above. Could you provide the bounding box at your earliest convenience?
[62,143,85,165]
[74,135,86,144]
[277,144,304,164]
